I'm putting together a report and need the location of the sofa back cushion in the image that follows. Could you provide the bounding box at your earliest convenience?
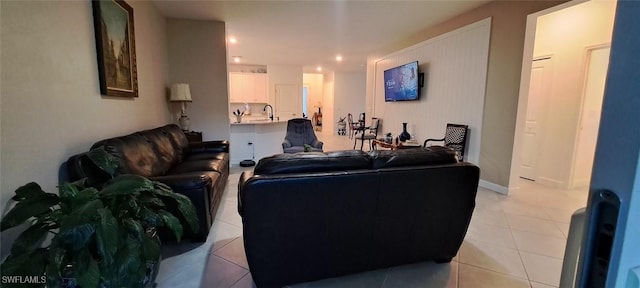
[368,147,458,169]
[92,134,160,177]
[90,124,187,177]
[160,124,190,161]
[254,150,371,175]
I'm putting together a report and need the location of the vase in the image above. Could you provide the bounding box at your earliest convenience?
[399,123,411,142]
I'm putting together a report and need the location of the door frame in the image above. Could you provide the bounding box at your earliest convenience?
[508,0,585,194]
[568,43,611,189]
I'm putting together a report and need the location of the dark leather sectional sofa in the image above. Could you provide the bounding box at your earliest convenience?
[67,124,229,242]
[238,148,480,287]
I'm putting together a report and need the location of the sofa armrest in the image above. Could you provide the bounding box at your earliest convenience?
[66,152,111,186]
[150,173,213,241]
[282,139,292,149]
[190,140,230,153]
[237,170,255,217]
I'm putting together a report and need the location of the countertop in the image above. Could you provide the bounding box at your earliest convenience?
[230,119,288,125]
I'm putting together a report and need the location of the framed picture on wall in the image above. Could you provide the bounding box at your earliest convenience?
[92,0,138,98]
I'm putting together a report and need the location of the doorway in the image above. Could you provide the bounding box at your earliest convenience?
[520,57,552,181]
[302,86,309,118]
[510,0,616,192]
[275,84,301,120]
[570,45,610,188]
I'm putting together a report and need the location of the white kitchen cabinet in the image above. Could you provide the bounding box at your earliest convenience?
[229,72,245,103]
[229,72,268,103]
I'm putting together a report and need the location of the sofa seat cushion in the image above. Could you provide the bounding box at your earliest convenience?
[150,171,218,191]
[255,150,371,175]
[368,147,458,169]
[169,159,227,175]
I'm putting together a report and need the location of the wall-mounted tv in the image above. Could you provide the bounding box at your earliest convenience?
[384,61,419,102]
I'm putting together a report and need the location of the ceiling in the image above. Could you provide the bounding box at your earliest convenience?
[153,1,490,73]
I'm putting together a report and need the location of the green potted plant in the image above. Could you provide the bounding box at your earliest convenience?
[0,147,199,288]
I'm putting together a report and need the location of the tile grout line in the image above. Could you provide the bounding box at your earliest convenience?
[455,259,460,288]
[457,261,530,281]
[505,206,536,287]
[227,271,250,288]
[211,254,250,272]
[379,268,390,288]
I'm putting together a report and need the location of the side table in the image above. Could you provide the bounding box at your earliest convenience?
[372,139,422,150]
[184,131,203,145]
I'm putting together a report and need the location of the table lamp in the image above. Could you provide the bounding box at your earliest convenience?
[170,83,193,131]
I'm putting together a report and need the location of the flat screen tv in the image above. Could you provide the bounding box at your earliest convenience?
[384,61,419,102]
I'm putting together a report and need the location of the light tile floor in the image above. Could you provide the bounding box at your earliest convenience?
[156,131,588,288]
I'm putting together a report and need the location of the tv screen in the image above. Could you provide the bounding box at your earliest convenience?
[384,61,419,102]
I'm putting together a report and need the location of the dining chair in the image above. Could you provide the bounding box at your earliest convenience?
[353,117,380,150]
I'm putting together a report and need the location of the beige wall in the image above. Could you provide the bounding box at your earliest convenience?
[1,1,170,256]
[367,1,566,188]
[531,1,616,188]
[166,19,230,141]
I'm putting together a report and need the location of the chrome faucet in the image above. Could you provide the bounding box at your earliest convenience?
[263,104,274,121]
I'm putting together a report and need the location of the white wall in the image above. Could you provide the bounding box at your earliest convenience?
[334,71,366,134]
[370,19,491,165]
[531,0,616,188]
[166,19,230,141]
[323,72,336,133]
[303,73,324,119]
[267,65,303,119]
[1,1,170,256]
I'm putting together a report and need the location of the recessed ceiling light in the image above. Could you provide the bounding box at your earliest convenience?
[317,66,322,72]
[229,37,237,44]
[336,55,343,62]
[233,56,241,63]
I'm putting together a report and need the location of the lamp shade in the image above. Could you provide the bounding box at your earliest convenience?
[170,83,192,102]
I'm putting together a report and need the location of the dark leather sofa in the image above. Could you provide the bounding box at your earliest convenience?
[67,124,229,242]
[238,148,480,287]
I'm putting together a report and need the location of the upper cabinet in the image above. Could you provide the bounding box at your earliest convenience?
[229,72,268,103]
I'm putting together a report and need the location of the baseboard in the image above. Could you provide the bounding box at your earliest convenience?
[537,176,566,189]
[479,180,509,195]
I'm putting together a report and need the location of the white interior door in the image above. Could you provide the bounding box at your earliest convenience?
[275,84,300,120]
[520,57,552,181]
[572,46,610,188]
